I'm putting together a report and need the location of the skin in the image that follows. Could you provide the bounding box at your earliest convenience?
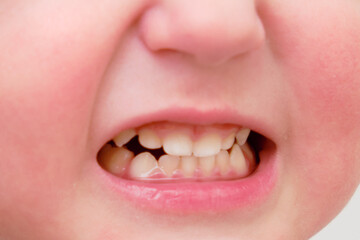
[0,0,359,239]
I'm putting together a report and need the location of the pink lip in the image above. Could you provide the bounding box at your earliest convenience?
[95,107,279,213]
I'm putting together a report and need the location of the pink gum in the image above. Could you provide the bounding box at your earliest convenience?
[136,121,241,141]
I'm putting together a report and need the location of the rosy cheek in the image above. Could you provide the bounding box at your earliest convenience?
[262,0,360,219]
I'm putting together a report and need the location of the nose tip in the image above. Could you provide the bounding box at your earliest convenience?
[139,0,265,66]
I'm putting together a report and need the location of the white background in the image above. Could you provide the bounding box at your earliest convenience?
[311,187,360,240]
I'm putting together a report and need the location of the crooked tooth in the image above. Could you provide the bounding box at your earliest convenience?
[193,133,221,157]
[99,145,134,175]
[181,156,197,177]
[158,155,180,177]
[236,128,251,146]
[199,156,215,177]
[229,143,248,176]
[221,132,235,150]
[113,129,136,147]
[216,150,230,175]
[241,142,254,160]
[163,133,192,156]
[129,152,158,178]
[138,128,162,149]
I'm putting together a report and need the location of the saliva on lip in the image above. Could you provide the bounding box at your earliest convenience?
[97,122,256,182]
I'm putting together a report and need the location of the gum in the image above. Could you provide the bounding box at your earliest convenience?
[136,121,240,141]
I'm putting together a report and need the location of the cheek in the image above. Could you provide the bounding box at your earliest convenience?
[263,0,360,228]
[0,3,109,234]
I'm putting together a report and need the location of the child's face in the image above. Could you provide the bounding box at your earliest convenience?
[1,0,360,239]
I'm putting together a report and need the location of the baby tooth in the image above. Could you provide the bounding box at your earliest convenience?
[236,128,251,146]
[199,156,215,177]
[129,152,158,178]
[163,133,193,156]
[216,150,230,175]
[138,129,162,149]
[240,142,254,160]
[100,146,134,175]
[221,132,236,150]
[113,129,136,147]
[229,144,248,176]
[158,155,180,177]
[181,156,198,177]
[193,133,221,157]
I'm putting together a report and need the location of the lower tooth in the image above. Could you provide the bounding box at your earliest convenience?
[181,156,197,177]
[216,150,230,175]
[129,152,158,178]
[199,156,215,177]
[158,155,180,177]
[100,146,134,175]
[241,142,254,160]
[229,143,248,176]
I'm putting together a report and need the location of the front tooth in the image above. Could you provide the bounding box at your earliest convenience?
[100,146,134,175]
[193,133,221,157]
[216,150,230,175]
[221,132,235,150]
[181,156,198,177]
[199,156,215,176]
[138,128,162,149]
[113,129,136,147]
[163,133,193,156]
[236,128,251,146]
[158,155,180,177]
[129,152,158,178]
[229,144,248,176]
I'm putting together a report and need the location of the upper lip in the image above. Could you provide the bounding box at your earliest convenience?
[97,106,277,153]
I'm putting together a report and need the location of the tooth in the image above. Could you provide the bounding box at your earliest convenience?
[216,150,230,175]
[240,142,254,160]
[236,128,251,146]
[158,155,180,177]
[129,152,158,178]
[229,144,248,176]
[221,132,235,150]
[181,156,197,177]
[113,129,136,147]
[163,133,192,156]
[193,133,221,157]
[138,128,162,149]
[199,156,215,177]
[100,146,134,175]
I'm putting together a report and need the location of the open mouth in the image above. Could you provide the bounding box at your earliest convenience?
[95,110,278,212]
[98,122,262,182]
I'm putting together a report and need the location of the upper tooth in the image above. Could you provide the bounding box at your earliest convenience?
[113,129,136,147]
[138,128,162,149]
[129,152,158,178]
[229,143,248,176]
[199,156,215,176]
[236,128,251,146]
[163,133,193,156]
[221,132,235,150]
[193,133,221,157]
[158,155,180,177]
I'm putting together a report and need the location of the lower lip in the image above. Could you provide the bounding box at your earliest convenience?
[96,144,278,213]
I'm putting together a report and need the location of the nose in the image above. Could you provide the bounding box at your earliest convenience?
[139,0,266,66]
